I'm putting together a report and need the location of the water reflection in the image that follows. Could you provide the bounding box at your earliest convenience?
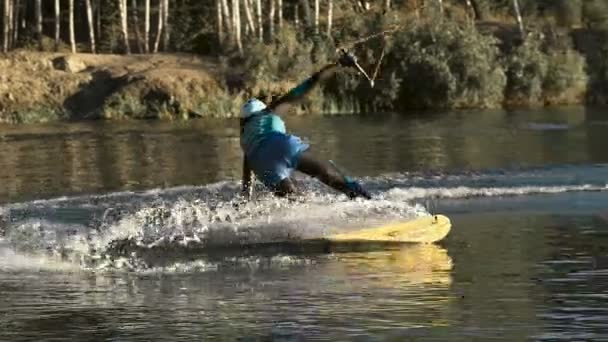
[1,106,608,203]
[1,244,454,340]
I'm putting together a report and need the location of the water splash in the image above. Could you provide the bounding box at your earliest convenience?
[1,166,607,273]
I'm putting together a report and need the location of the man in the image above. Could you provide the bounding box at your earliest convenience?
[239,49,372,200]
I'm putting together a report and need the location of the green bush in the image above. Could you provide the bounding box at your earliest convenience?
[583,0,608,29]
[386,21,506,110]
[553,0,583,28]
[504,32,548,106]
[543,49,588,104]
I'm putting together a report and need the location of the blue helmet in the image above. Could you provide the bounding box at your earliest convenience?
[240,98,267,119]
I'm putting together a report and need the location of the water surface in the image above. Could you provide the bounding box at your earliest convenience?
[1,106,608,340]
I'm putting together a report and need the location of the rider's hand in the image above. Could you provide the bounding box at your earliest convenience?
[338,49,358,68]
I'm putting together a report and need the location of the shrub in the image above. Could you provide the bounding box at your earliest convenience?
[386,20,506,110]
[583,0,608,29]
[504,32,548,106]
[543,49,588,105]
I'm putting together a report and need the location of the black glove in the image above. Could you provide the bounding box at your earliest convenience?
[338,49,358,68]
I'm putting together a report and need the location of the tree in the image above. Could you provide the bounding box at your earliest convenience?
[132,0,144,53]
[162,0,168,50]
[327,0,332,35]
[69,0,75,53]
[221,0,231,36]
[269,0,275,39]
[119,0,131,54]
[277,0,282,29]
[55,0,60,51]
[256,0,262,41]
[233,0,242,52]
[86,0,96,53]
[216,0,223,42]
[144,0,150,53]
[512,0,524,39]
[153,0,163,53]
[243,0,255,36]
[3,0,9,53]
[35,0,41,50]
[7,0,13,49]
[12,0,19,45]
[314,0,319,33]
[469,0,489,21]
[294,3,299,27]
[300,0,310,27]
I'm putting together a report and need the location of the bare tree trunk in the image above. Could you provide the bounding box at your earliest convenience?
[437,0,444,16]
[85,0,96,53]
[512,0,524,39]
[3,0,9,52]
[294,3,298,28]
[384,0,390,11]
[217,0,223,42]
[13,0,19,45]
[300,0,310,27]
[268,0,274,39]
[243,0,255,35]
[327,0,332,35]
[463,0,473,21]
[277,0,282,29]
[131,0,143,53]
[256,0,262,42]
[233,0,242,53]
[96,0,101,42]
[119,0,131,54]
[7,0,13,49]
[35,0,42,50]
[69,0,75,53]
[356,0,369,11]
[162,0,168,50]
[144,0,150,53]
[19,0,25,30]
[314,0,318,33]
[153,0,163,53]
[469,0,487,21]
[54,0,60,51]
[221,0,231,33]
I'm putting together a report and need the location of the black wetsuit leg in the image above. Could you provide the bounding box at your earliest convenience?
[296,150,371,199]
[273,177,297,197]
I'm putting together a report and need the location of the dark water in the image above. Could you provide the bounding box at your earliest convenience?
[1,106,608,340]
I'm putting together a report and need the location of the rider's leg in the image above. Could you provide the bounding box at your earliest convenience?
[296,150,371,199]
[272,177,297,198]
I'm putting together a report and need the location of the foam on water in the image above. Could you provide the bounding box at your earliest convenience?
[1,166,607,273]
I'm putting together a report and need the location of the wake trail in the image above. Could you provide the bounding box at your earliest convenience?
[0,164,606,273]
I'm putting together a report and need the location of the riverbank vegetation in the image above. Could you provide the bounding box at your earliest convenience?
[1,0,607,123]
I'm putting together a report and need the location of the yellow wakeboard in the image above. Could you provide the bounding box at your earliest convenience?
[325,214,451,244]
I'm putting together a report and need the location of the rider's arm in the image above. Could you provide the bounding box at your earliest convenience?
[267,50,357,116]
[266,63,340,116]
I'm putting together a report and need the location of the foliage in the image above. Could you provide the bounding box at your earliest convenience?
[585,30,608,104]
[543,49,587,105]
[504,32,548,105]
[337,19,508,111]
[504,29,588,106]
[582,0,608,29]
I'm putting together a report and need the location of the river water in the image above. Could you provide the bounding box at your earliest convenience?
[1,106,608,340]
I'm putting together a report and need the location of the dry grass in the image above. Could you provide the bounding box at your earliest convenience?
[0,51,227,123]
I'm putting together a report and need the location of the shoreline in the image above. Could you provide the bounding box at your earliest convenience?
[0,30,604,125]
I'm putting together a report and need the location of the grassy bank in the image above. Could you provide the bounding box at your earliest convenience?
[0,18,606,124]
